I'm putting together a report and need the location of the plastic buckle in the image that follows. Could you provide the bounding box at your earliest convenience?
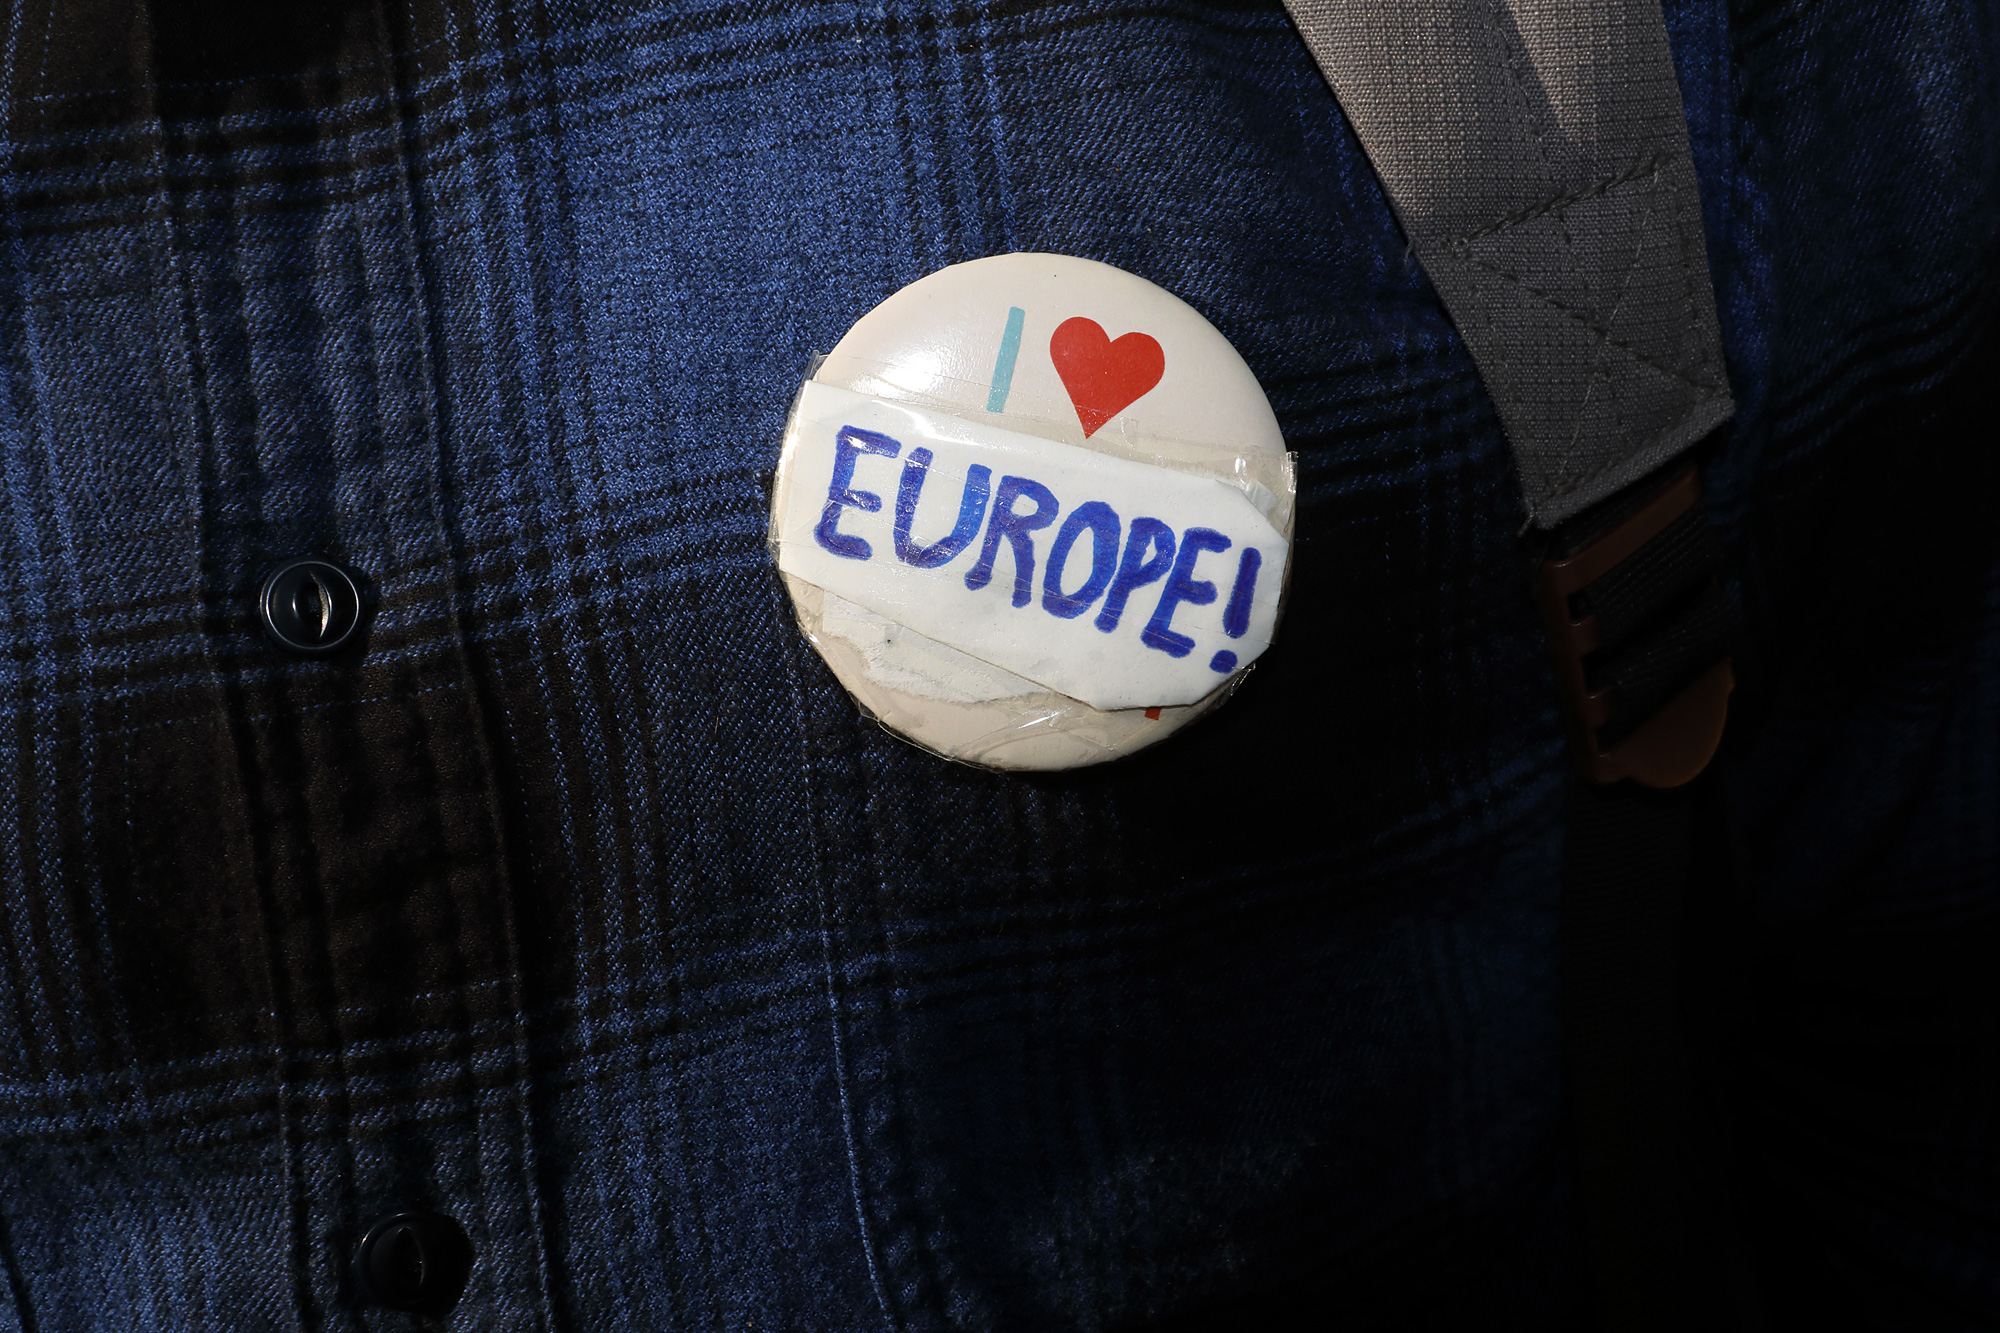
[1536,466,1733,788]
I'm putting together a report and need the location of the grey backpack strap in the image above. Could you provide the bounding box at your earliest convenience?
[1282,0,1732,526]
[1280,5,1762,1330]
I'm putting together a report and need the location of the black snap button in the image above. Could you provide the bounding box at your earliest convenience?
[354,1210,474,1315]
[258,557,362,656]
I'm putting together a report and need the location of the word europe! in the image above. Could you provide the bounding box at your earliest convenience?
[814,424,1265,675]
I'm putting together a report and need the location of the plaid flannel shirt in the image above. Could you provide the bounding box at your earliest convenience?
[0,1,1994,1329]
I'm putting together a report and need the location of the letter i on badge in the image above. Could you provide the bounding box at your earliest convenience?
[770,253,1295,771]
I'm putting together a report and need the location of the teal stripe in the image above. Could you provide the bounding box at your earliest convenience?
[986,306,1026,412]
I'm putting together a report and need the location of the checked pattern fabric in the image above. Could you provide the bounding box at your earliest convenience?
[0,1,1993,1330]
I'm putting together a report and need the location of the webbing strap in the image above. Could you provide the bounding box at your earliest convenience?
[1280,0,1734,526]
[1277,4,1757,1326]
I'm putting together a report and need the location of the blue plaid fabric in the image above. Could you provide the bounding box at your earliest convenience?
[0,1,1991,1329]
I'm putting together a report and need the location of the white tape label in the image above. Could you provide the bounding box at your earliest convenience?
[776,382,1286,711]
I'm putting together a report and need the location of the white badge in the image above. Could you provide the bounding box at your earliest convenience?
[770,254,1295,771]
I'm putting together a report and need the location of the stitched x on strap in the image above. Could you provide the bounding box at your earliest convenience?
[1282,0,1733,526]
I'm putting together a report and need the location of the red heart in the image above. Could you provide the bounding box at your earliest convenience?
[1049,317,1164,438]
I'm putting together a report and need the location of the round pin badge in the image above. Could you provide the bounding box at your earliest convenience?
[770,253,1294,771]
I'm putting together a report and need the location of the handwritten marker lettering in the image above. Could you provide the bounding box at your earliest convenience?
[895,447,991,568]
[1042,501,1121,620]
[965,476,1059,607]
[779,382,1287,711]
[1142,528,1230,659]
[1096,519,1175,635]
[1210,546,1263,673]
[862,442,1213,648]
[815,425,901,560]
